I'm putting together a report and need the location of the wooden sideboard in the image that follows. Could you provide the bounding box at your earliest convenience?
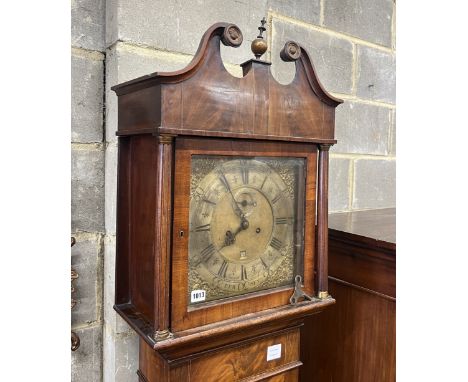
[300,208,396,381]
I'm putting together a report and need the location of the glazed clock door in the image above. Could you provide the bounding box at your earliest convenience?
[171,137,318,331]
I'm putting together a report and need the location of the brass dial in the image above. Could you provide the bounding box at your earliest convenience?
[188,156,304,304]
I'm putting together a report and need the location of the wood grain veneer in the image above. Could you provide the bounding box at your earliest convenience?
[300,208,396,382]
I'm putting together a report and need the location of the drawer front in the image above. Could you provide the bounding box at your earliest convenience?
[189,328,300,381]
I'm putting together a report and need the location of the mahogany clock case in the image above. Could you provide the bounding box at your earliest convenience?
[111,22,342,364]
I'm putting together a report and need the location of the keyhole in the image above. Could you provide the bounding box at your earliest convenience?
[179,230,185,238]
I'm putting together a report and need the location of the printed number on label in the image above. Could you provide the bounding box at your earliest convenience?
[191,289,206,303]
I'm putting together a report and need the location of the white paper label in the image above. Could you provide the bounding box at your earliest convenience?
[266,344,282,361]
[190,289,206,303]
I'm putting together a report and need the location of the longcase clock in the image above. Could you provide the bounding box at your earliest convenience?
[112,20,342,382]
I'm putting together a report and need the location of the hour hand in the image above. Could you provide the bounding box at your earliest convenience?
[221,217,250,248]
[222,230,236,247]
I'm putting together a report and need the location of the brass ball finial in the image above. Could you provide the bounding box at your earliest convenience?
[251,17,268,59]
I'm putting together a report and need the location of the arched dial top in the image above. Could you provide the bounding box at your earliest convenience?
[188,155,306,304]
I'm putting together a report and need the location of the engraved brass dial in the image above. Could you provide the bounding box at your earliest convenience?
[188,156,305,304]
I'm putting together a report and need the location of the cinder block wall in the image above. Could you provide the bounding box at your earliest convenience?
[71,1,395,381]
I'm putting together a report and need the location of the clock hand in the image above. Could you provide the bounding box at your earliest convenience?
[221,216,249,248]
[219,171,244,217]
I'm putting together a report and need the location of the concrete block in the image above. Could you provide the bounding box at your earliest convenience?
[71,0,105,51]
[390,109,396,155]
[268,0,320,25]
[106,0,118,47]
[72,146,105,232]
[103,326,139,382]
[106,43,193,142]
[329,157,351,212]
[103,235,132,334]
[72,233,104,327]
[105,144,118,235]
[72,51,104,143]
[334,102,391,155]
[352,159,395,209]
[356,45,395,104]
[271,17,353,94]
[115,0,267,64]
[71,324,103,382]
[323,0,393,47]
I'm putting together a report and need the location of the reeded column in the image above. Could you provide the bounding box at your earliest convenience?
[154,134,175,340]
[316,144,331,299]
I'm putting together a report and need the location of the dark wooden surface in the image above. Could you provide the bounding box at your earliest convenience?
[329,207,396,245]
[139,326,303,382]
[300,208,396,382]
[316,145,331,295]
[112,22,342,143]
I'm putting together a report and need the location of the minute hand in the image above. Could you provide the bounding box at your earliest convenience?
[219,172,243,217]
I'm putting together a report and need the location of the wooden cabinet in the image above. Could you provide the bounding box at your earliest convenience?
[300,208,396,382]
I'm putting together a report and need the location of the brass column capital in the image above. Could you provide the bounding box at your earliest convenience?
[318,291,329,299]
[318,143,332,151]
[158,134,176,145]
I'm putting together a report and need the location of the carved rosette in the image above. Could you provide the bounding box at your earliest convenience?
[280,41,302,62]
[221,24,243,47]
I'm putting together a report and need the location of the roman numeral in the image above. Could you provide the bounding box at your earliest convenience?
[218,260,228,278]
[202,198,216,205]
[271,192,283,204]
[200,244,215,262]
[194,223,211,232]
[275,217,292,225]
[260,176,268,190]
[260,257,268,269]
[219,172,231,192]
[240,162,249,184]
[241,265,248,281]
[270,237,283,251]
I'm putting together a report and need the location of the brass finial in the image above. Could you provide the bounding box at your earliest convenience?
[251,17,268,59]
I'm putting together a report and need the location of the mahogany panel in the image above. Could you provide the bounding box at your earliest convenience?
[113,23,342,143]
[117,85,161,132]
[153,136,174,332]
[130,136,157,322]
[115,137,131,305]
[189,327,300,381]
[328,241,395,298]
[139,327,304,382]
[316,145,330,295]
[329,208,396,297]
[300,209,396,382]
[301,280,395,381]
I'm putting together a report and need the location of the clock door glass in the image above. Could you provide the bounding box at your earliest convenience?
[188,155,306,305]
